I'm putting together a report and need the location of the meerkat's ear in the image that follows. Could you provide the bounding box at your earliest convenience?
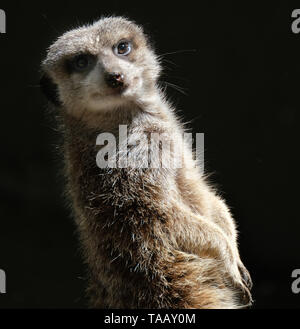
[40,73,62,107]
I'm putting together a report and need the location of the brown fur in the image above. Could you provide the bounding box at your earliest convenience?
[42,16,252,308]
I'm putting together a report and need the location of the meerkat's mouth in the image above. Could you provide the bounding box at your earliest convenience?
[91,84,128,99]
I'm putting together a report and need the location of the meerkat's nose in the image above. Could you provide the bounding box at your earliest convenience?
[105,72,124,89]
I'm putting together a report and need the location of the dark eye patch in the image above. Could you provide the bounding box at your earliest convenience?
[65,53,97,74]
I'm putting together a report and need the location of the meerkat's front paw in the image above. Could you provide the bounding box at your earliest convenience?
[228,261,253,306]
[238,261,252,290]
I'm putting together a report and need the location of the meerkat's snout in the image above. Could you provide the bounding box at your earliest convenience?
[104,72,125,89]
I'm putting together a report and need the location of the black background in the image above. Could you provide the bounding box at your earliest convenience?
[0,0,299,308]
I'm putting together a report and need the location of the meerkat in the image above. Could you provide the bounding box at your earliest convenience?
[40,16,252,309]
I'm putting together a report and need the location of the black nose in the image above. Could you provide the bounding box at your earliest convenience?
[105,72,124,88]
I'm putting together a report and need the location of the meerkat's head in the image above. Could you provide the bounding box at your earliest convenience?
[41,16,161,115]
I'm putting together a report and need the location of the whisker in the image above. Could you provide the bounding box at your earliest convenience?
[160,59,180,67]
[40,13,60,33]
[162,81,188,96]
[167,75,190,82]
[158,49,197,58]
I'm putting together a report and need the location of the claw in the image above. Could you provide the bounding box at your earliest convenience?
[227,261,253,307]
[238,263,253,290]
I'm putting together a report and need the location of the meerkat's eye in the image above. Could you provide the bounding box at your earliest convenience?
[66,54,96,73]
[114,40,132,56]
[75,55,89,69]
